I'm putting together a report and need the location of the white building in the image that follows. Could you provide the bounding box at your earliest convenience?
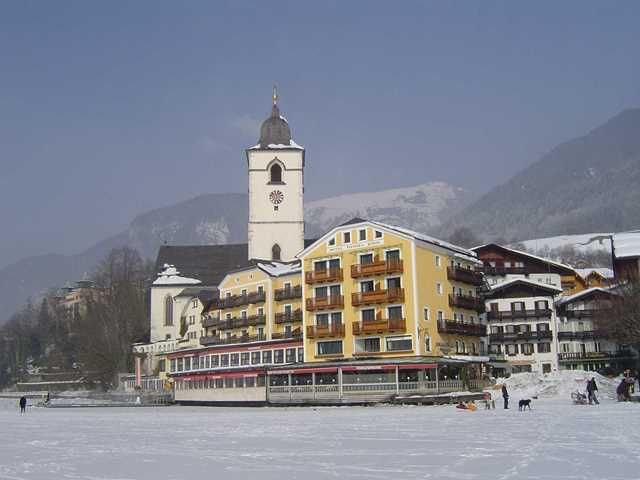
[484,278,562,375]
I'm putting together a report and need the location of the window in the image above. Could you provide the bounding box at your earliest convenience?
[316,313,329,327]
[387,277,401,290]
[297,348,304,363]
[343,232,351,244]
[258,285,264,295]
[262,350,272,364]
[388,306,403,320]
[211,355,219,367]
[317,340,343,356]
[435,255,441,267]
[535,300,549,310]
[270,163,282,183]
[192,299,198,308]
[164,295,173,326]
[537,323,550,332]
[537,343,551,353]
[251,352,261,365]
[328,237,336,246]
[506,344,518,356]
[245,377,256,388]
[215,378,224,389]
[230,353,240,366]
[360,253,374,265]
[274,349,284,363]
[224,378,234,388]
[511,302,525,311]
[386,249,400,261]
[286,348,296,363]
[386,335,412,352]
[424,336,431,352]
[272,244,281,261]
[437,310,444,321]
[241,352,250,366]
[359,229,367,241]
[361,280,374,292]
[375,230,383,239]
[220,354,229,367]
[361,309,376,322]
[521,344,534,355]
[355,337,381,353]
[423,307,430,321]
[436,283,443,295]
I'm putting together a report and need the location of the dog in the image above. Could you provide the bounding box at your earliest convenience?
[518,399,532,411]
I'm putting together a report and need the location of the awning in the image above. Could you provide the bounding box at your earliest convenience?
[268,367,338,375]
[398,363,437,370]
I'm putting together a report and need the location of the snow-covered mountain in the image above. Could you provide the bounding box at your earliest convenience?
[0,182,469,324]
[305,182,471,238]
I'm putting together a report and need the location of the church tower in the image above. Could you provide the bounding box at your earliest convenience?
[246,89,305,261]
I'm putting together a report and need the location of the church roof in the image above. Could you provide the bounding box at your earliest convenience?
[154,244,250,287]
[248,93,303,150]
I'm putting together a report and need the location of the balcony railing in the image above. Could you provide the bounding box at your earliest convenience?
[306,295,344,311]
[274,285,302,301]
[487,309,552,321]
[558,350,634,361]
[275,309,303,324]
[489,330,553,342]
[271,328,302,340]
[352,287,404,306]
[447,266,484,286]
[202,316,219,328]
[562,309,597,318]
[437,320,487,337]
[305,268,343,284]
[350,259,403,278]
[448,294,485,312]
[557,330,599,341]
[306,323,345,339]
[479,265,527,275]
[218,291,266,309]
[199,334,267,346]
[352,318,406,335]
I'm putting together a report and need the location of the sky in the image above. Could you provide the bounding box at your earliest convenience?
[0,1,639,268]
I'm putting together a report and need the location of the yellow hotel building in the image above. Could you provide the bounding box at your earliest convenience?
[299,218,486,363]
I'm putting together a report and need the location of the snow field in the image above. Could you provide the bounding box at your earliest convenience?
[1,395,639,480]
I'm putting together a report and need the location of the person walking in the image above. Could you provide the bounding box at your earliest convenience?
[19,396,27,414]
[501,384,509,409]
[589,377,599,405]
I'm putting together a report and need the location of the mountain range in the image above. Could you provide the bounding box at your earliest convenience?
[0,182,469,324]
[2,108,640,325]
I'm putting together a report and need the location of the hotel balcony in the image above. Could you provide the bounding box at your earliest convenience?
[202,316,220,329]
[306,295,344,311]
[352,287,404,306]
[199,333,267,346]
[437,320,487,337]
[562,309,597,319]
[447,266,484,286]
[557,330,599,341]
[558,350,634,362]
[448,294,485,313]
[487,309,553,321]
[479,265,527,275]
[275,309,303,324]
[352,317,406,335]
[350,259,403,278]
[218,291,265,309]
[306,323,345,339]
[489,330,553,342]
[305,268,343,284]
[271,328,303,340]
[247,314,266,326]
[274,285,302,301]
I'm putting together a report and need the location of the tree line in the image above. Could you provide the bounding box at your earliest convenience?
[0,247,153,389]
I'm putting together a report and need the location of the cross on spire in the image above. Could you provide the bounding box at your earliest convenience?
[272,85,278,105]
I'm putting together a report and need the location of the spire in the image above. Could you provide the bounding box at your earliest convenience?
[272,85,278,106]
[271,85,280,118]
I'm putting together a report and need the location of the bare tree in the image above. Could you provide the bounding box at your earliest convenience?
[447,227,480,249]
[77,247,152,387]
[593,282,640,347]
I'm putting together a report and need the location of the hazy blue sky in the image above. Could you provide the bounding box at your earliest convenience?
[1,1,639,267]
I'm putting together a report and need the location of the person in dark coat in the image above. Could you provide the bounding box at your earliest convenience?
[19,396,27,414]
[617,379,631,401]
[588,377,599,405]
[501,384,509,409]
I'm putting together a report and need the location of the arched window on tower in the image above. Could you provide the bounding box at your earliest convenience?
[272,244,281,261]
[270,163,282,183]
[164,295,174,326]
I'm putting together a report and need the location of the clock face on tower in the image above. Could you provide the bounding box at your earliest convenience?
[269,190,284,205]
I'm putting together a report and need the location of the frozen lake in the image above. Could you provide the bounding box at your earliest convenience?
[1,398,639,480]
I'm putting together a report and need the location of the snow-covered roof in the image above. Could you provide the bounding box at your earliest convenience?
[472,243,576,274]
[248,139,304,150]
[575,268,614,280]
[153,264,202,286]
[488,277,563,295]
[613,230,640,259]
[257,261,302,277]
[555,286,617,306]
